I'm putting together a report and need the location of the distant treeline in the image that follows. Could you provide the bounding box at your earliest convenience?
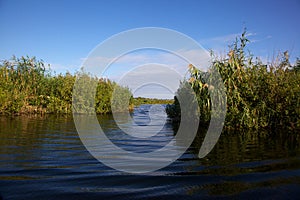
[166,32,300,132]
[0,56,134,115]
[133,97,173,106]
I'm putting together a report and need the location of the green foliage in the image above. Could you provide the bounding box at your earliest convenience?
[133,97,173,106]
[167,32,300,132]
[166,96,181,122]
[111,84,134,113]
[94,78,114,114]
[0,56,133,115]
[0,56,47,114]
[293,58,300,72]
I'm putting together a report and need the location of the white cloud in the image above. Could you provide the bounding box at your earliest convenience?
[117,64,182,97]
[200,32,273,48]
[46,63,79,74]
[77,48,213,98]
[203,33,240,44]
[48,47,211,98]
[175,49,211,71]
[249,35,272,43]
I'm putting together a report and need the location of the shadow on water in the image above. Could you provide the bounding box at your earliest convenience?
[0,106,299,199]
[171,125,300,197]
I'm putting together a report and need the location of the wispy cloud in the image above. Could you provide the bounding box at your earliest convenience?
[201,33,240,44]
[78,48,211,98]
[198,31,273,58]
[202,31,273,46]
[46,63,79,74]
[48,32,272,76]
[117,64,182,99]
[198,32,242,55]
[48,32,272,99]
[249,35,272,43]
[85,48,210,76]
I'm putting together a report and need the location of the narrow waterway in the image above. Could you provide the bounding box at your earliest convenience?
[0,105,299,199]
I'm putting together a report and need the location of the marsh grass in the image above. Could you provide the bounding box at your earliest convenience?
[0,56,134,115]
[167,32,300,132]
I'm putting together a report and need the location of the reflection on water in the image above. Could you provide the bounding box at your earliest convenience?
[0,105,299,199]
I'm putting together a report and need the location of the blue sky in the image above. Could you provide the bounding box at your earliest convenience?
[1,0,299,98]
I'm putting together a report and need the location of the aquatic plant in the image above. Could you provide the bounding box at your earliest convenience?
[0,56,134,115]
[167,32,300,132]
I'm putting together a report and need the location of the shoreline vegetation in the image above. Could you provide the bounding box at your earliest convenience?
[166,32,300,132]
[132,97,173,106]
[0,56,172,115]
[1,32,299,133]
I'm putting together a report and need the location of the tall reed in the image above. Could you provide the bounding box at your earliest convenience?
[167,32,300,132]
[0,56,134,115]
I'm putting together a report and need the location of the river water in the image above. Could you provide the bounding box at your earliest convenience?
[0,105,299,199]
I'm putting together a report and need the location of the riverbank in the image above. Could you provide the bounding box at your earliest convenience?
[0,57,173,115]
[0,56,135,115]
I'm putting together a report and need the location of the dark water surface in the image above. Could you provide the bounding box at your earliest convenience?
[0,105,299,199]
